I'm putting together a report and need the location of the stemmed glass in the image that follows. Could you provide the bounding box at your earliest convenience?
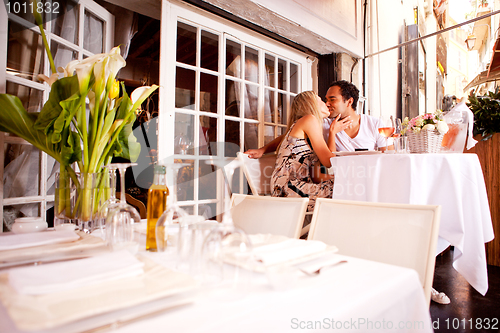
[155,162,189,252]
[378,115,395,151]
[176,134,192,155]
[105,163,141,250]
[201,158,253,293]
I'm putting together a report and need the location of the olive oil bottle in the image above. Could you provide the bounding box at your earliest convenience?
[146,165,169,251]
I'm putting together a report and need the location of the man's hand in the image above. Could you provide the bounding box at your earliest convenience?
[244,148,265,159]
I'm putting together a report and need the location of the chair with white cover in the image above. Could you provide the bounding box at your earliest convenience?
[236,152,276,196]
[230,194,309,239]
[236,152,313,237]
[308,198,441,305]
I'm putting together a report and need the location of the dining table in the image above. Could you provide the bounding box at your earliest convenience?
[0,230,434,333]
[329,152,495,296]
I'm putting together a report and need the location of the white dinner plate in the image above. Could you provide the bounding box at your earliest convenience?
[334,150,382,156]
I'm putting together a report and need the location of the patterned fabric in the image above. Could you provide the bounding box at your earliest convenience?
[271,123,334,211]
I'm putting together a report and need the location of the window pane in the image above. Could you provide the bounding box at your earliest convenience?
[177,22,196,66]
[200,115,217,156]
[278,58,287,90]
[7,21,45,82]
[278,92,288,125]
[50,1,79,45]
[244,122,258,151]
[225,120,240,157]
[199,163,217,200]
[290,63,299,93]
[51,41,78,74]
[201,30,218,71]
[177,160,195,201]
[6,82,44,113]
[174,113,194,155]
[245,47,258,83]
[175,67,195,109]
[84,10,104,54]
[264,125,274,146]
[226,40,241,78]
[264,88,274,123]
[244,84,258,120]
[225,79,240,116]
[201,203,217,220]
[3,145,40,198]
[277,126,286,136]
[200,72,218,113]
[265,54,275,88]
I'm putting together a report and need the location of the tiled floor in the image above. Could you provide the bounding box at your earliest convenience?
[430,247,500,332]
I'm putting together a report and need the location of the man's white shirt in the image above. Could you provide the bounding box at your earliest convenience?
[322,114,388,151]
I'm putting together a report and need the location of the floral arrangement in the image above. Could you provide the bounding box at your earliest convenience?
[0,1,158,221]
[401,110,449,135]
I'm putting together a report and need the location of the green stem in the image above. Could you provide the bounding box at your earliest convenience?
[31,0,56,74]
[96,112,134,168]
[80,98,89,172]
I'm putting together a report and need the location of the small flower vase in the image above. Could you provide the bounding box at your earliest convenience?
[54,169,114,233]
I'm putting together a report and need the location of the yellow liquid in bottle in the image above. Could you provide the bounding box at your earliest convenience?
[146,185,169,251]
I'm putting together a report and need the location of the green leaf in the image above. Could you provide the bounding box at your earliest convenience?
[0,94,68,165]
[34,76,79,133]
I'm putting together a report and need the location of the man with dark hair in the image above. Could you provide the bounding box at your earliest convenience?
[324,80,386,151]
[245,80,388,159]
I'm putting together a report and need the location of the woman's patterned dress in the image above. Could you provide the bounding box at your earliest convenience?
[271,123,334,212]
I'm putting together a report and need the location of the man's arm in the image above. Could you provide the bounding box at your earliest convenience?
[244,135,284,158]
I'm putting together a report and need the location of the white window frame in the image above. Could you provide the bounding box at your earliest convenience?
[0,0,113,231]
[159,0,313,219]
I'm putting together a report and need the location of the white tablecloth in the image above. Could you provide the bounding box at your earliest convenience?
[0,252,433,333]
[330,153,495,295]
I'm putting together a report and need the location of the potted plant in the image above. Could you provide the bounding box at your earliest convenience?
[466,88,500,266]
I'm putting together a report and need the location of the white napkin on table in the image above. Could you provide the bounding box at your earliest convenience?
[0,230,80,251]
[8,250,144,295]
[253,239,328,266]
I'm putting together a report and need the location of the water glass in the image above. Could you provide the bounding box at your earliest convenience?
[394,136,409,153]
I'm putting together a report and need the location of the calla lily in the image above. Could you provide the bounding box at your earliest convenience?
[37,73,59,86]
[75,62,94,94]
[63,60,80,77]
[130,85,159,113]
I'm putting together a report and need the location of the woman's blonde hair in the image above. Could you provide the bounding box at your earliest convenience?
[284,90,323,136]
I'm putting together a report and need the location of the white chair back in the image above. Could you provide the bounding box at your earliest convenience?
[237,152,276,196]
[308,198,441,305]
[230,194,308,239]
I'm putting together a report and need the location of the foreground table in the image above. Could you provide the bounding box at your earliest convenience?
[0,251,433,333]
[330,153,495,296]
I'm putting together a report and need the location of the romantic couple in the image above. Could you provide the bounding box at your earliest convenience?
[244,80,388,212]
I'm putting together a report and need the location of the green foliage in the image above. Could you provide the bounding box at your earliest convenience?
[466,88,500,141]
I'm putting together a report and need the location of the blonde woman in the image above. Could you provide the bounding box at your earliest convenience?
[271,91,351,212]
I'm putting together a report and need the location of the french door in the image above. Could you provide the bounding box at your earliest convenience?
[157,1,313,219]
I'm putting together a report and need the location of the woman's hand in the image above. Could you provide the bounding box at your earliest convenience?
[330,114,353,135]
[244,148,265,159]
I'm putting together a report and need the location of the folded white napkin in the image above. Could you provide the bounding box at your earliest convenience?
[253,239,328,266]
[0,230,80,251]
[8,250,144,295]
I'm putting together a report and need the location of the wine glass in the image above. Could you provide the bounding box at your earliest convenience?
[176,134,192,155]
[378,115,395,152]
[105,163,141,251]
[201,158,253,294]
[155,162,190,252]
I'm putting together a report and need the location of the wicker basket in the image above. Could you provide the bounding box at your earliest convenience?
[407,130,444,153]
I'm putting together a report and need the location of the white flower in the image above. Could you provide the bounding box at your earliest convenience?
[422,124,435,131]
[436,121,449,134]
[413,127,421,134]
[415,117,424,127]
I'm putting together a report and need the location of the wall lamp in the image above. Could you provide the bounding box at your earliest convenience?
[465,34,477,51]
